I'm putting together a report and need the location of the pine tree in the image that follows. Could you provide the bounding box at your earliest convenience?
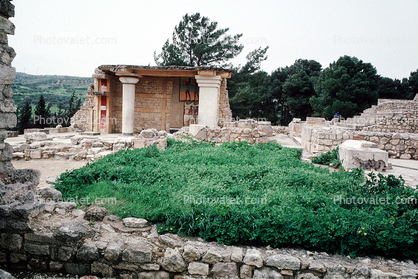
[154,13,243,67]
[66,91,81,119]
[18,99,32,133]
[34,94,51,128]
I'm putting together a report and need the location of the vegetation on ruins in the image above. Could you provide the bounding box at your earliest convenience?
[55,140,418,261]
[312,147,341,169]
[154,13,244,67]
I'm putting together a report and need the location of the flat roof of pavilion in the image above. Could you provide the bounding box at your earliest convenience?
[97,65,234,78]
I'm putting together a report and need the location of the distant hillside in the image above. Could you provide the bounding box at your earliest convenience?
[11,72,93,111]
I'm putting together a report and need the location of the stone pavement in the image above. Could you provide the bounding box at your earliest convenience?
[385,159,418,188]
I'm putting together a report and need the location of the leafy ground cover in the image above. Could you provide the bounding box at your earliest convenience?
[55,139,418,260]
[312,147,342,169]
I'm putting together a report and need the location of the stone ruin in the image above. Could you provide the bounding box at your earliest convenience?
[288,96,418,170]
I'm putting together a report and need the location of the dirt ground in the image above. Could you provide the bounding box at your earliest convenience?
[12,159,88,188]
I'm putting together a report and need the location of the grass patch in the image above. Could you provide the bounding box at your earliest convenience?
[55,139,418,260]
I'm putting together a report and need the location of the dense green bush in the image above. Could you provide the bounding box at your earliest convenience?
[312,147,341,168]
[55,139,418,260]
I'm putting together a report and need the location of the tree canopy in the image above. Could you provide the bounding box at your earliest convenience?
[310,55,379,119]
[154,13,243,67]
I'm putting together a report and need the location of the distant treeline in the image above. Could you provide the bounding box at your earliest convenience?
[11,72,92,110]
[228,54,418,126]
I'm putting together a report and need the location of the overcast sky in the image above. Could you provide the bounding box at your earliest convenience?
[8,0,418,79]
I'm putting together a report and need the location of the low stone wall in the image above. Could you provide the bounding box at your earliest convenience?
[355,132,418,159]
[1,199,417,278]
[13,130,170,161]
[301,126,354,153]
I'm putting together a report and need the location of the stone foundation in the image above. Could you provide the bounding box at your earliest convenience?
[1,199,417,278]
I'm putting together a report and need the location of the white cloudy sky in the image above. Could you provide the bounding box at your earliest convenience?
[8,0,418,79]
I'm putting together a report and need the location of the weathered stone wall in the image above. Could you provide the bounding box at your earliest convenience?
[187,120,276,144]
[302,126,354,153]
[0,0,16,173]
[272,126,289,135]
[218,77,233,126]
[1,198,417,278]
[355,131,418,160]
[362,111,418,134]
[71,94,95,131]
[375,99,418,111]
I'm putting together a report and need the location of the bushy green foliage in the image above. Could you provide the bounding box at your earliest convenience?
[55,140,418,260]
[312,147,341,168]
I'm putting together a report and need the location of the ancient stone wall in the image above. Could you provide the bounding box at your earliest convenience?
[218,77,233,126]
[362,111,418,134]
[301,126,354,153]
[1,198,417,278]
[355,131,418,160]
[0,0,16,173]
[71,94,95,131]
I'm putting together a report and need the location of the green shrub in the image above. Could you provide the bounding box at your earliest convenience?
[55,139,418,261]
[312,147,341,168]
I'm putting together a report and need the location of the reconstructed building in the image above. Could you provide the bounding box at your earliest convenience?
[73,65,233,135]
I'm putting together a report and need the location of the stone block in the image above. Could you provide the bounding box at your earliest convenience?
[84,206,108,221]
[65,263,90,275]
[243,248,263,268]
[140,263,160,271]
[339,140,388,171]
[49,261,63,271]
[0,0,15,18]
[91,261,114,277]
[201,247,223,264]
[10,253,26,264]
[0,112,16,128]
[211,262,238,279]
[53,221,87,244]
[134,139,146,149]
[231,246,243,262]
[76,243,99,261]
[161,247,187,272]
[0,142,12,161]
[0,64,15,84]
[1,233,22,251]
[24,243,49,256]
[104,240,124,262]
[0,16,14,35]
[0,45,15,66]
[123,217,148,228]
[240,264,254,279]
[265,254,301,270]
[183,244,201,262]
[188,261,209,276]
[122,241,152,263]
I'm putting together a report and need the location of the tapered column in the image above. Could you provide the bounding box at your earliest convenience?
[119,77,139,135]
[194,75,222,127]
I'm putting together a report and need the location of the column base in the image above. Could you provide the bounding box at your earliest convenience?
[122,133,134,136]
